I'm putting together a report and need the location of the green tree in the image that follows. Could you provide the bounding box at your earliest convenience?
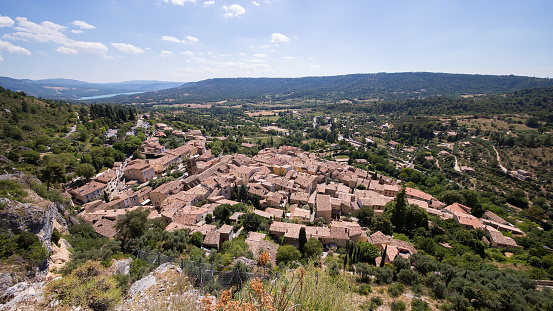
[241,212,264,232]
[75,163,96,181]
[355,205,374,226]
[387,188,407,232]
[40,161,66,189]
[190,231,204,248]
[114,208,150,244]
[299,227,307,256]
[238,184,248,202]
[356,241,380,264]
[303,237,323,260]
[370,214,393,235]
[276,245,301,266]
[213,204,232,224]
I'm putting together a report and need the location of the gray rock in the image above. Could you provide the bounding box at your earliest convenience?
[115,258,132,275]
[127,275,156,297]
[153,262,181,275]
[0,282,29,304]
[0,273,13,296]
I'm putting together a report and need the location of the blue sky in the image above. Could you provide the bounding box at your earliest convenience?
[0,0,552,83]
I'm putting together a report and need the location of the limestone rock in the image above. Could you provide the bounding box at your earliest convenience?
[115,258,132,275]
[0,273,13,297]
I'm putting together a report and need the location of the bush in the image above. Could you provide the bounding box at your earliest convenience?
[46,261,122,310]
[374,266,393,284]
[52,228,61,246]
[396,268,419,286]
[276,245,301,266]
[390,300,406,311]
[0,179,28,202]
[388,283,405,297]
[411,298,431,311]
[371,296,383,307]
[190,231,204,248]
[358,283,372,295]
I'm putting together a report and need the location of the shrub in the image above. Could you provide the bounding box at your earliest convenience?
[411,298,431,311]
[52,228,61,246]
[358,283,372,295]
[0,179,28,202]
[45,261,122,310]
[391,300,406,311]
[190,231,204,248]
[388,283,405,297]
[371,296,383,307]
[392,255,410,275]
[374,266,393,284]
[396,268,419,286]
[276,245,301,266]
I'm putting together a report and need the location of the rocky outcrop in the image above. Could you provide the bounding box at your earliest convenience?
[115,258,132,275]
[0,281,44,310]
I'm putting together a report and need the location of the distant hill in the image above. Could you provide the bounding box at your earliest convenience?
[103,72,553,104]
[0,76,184,101]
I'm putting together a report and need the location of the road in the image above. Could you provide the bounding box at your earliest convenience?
[454,156,461,172]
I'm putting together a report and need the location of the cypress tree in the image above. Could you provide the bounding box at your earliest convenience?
[299,227,307,256]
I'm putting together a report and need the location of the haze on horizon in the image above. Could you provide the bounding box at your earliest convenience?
[0,0,552,83]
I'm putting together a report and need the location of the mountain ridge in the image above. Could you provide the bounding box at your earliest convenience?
[0,76,185,101]
[102,72,553,104]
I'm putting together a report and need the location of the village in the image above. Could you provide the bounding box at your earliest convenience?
[68,123,524,267]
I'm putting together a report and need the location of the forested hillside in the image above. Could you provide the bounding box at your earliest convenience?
[326,86,553,121]
[105,72,553,104]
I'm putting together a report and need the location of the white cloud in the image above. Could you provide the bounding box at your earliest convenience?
[111,43,144,54]
[72,20,95,29]
[162,35,182,43]
[203,0,214,6]
[164,0,196,6]
[65,41,108,56]
[71,29,83,34]
[223,4,245,17]
[162,35,198,43]
[160,50,173,57]
[185,35,199,43]
[270,33,290,43]
[0,39,31,55]
[259,44,270,49]
[239,52,246,56]
[0,15,14,28]
[283,56,293,60]
[9,17,67,44]
[180,50,194,56]
[310,64,320,69]
[252,1,260,6]
[253,53,267,58]
[0,54,3,61]
[56,46,78,55]
[7,17,107,57]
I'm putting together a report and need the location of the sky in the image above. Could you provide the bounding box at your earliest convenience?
[0,0,552,83]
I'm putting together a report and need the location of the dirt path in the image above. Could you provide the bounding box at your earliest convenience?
[493,146,508,173]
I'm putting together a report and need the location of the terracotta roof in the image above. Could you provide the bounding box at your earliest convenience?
[219,224,234,235]
[203,229,220,248]
[486,226,519,248]
[92,218,117,238]
[444,202,472,215]
[405,187,433,202]
[70,181,107,197]
[316,194,332,212]
[95,169,117,184]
